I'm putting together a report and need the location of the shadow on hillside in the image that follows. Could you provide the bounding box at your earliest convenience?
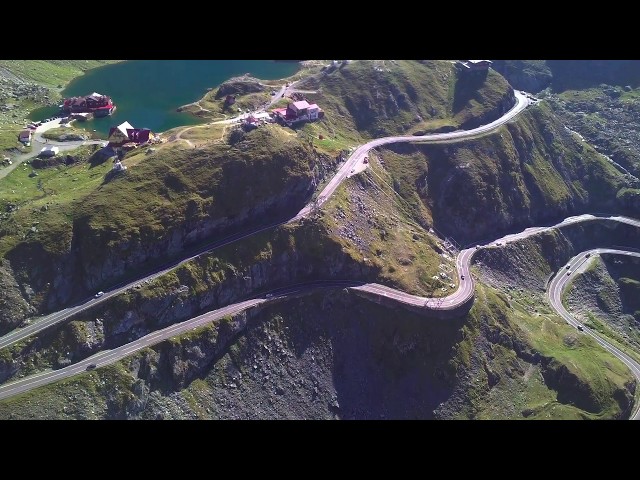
[452,70,488,114]
[88,145,114,168]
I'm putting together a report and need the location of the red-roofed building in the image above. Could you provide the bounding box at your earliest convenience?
[272,100,324,127]
[108,120,155,147]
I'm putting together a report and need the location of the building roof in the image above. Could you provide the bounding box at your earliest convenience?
[19,130,31,138]
[116,121,134,135]
[307,103,319,110]
[292,100,310,110]
[126,128,152,143]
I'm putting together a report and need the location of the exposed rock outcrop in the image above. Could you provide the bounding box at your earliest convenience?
[214,76,265,99]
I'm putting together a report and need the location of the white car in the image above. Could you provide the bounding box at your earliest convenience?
[95,291,104,298]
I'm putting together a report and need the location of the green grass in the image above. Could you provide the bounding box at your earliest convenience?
[41,126,89,141]
[0,61,119,88]
[0,145,109,255]
[369,102,626,244]
[470,286,634,419]
[0,61,120,156]
[0,126,314,266]
[0,126,30,153]
[294,60,512,140]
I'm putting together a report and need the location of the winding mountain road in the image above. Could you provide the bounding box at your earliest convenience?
[0,281,362,401]
[547,248,640,420]
[0,91,531,351]
[3,88,640,418]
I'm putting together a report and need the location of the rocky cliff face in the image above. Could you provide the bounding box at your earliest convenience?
[474,219,640,296]
[565,254,640,353]
[0,133,340,332]
[491,60,553,93]
[381,103,629,245]
[0,260,35,331]
[0,220,378,381]
[1,285,633,420]
[214,76,265,99]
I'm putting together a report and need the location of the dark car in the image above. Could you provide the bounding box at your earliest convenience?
[585,253,591,258]
[577,325,584,332]
[86,363,97,370]
[460,274,465,280]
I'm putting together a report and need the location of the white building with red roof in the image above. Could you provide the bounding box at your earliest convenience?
[271,99,323,127]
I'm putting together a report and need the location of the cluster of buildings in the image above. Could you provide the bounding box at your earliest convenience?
[238,97,325,132]
[271,100,323,127]
[62,92,115,117]
[107,121,157,149]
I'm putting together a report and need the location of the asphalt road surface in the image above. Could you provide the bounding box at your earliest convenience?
[4,89,640,417]
[0,91,532,350]
[547,248,640,420]
[0,281,361,401]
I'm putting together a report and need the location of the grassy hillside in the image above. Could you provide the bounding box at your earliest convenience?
[0,61,119,154]
[566,255,640,359]
[494,60,640,93]
[294,60,513,140]
[0,61,119,87]
[185,60,515,154]
[375,102,628,244]
[0,126,320,316]
[0,283,633,419]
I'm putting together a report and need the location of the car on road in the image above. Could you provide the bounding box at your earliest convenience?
[567,271,571,276]
[566,264,571,269]
[363,157,369,164]
[577,325,584,332]
[460,274,465,280]
[86,363,97,370]
[585,253,591,258]
[94,291,104,298]
[271,90,276,96]
[265,293,273,299]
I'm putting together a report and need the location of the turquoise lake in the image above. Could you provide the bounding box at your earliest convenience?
[29,60,300,138]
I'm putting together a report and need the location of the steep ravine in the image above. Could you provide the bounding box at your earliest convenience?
[0,221,378,382]
[379,103,629,245]
[0,286,633,419]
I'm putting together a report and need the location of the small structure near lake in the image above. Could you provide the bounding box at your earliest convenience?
[272,100,323,127]
[108,121,156,148]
